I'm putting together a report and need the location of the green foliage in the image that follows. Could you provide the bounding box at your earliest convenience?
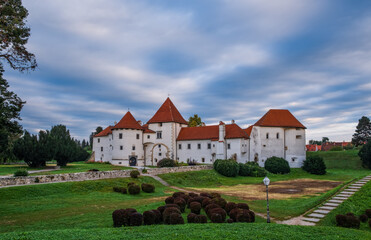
[157,158,177,168]
[359,141,371,169]
[113,187,127,194]
[13,168,28,177]
[142,168,148,174]
[128,184,141,195]
[352,116,371,146]
[302,155,327,175]
[141,183,155,193]
[213,159,239,177]
[264,157,290,174]
[329,146,342,151]
[239,162,266,177]
[130,170,140,178]
[188,114,202,127]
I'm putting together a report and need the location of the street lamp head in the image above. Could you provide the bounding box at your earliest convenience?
[263,176,270,186]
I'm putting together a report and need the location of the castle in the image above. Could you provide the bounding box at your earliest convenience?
[93,98,306,168]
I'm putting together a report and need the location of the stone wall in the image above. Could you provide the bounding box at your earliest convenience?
[0,165,212,187]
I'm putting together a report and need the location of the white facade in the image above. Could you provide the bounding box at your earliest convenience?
[92,99,306,168]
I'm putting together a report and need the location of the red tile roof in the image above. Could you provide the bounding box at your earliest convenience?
[244,126,253,137]
[142,124,156,133]
[94,126,113,137]
[147,97,188,125]
[254,109,306,129]
[306,144,321,151]
[112,111,143,130]
[177,124,249,141]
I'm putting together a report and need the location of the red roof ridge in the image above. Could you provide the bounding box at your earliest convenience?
[254,109,306,129]
[112,111,143,130]
[94,125,113,137]
[147,97,188,125]
[244,125,253,137]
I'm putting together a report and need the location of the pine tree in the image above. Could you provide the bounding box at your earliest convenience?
[352,116,371,146]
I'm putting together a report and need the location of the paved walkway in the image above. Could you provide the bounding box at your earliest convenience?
[279,174,371,226]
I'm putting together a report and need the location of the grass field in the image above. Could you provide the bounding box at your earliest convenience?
[318,180,371,231]
[0,162,132,176]
[307,149,363,169]
[0,223,370,240]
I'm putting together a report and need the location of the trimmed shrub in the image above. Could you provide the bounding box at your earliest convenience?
[165,196,174,204]
[229,208,243,222]
[237,203,249,210]
[241,162,267,177]
[359,214,368,223]
[208,208,227,222]
[112,209,125,227]
[239,163,251,176]
[141,183,155,193]
[225,202,237,215]
[211,197,227,209]
[169,213,184,225]
[130,170,140,178]
[194,214,208,223]
[113,187,127,194]
[187,213,197,223]
[227,218,234,223]
[165,204,181,211]
[214,159,239,177]
[173,192,186,199]
[264,156,290,174]
[205,204,220,215]
[200,192,212,198]
[302,155,326,175]
[202,198,212,208]
[157,158,177,168]
[210,192,221,199]
[163,207,181,224]
[174,197,186,212]
[157,206,166,214]
[127,182,136,187]
[190,202,202,214]
[128,184,141,195]
[14,169,28,177]
[151,209,162,224]
[143,211,156,225]
[129,212,143,226]
[123,208,137,226]
[236,209,254,223]
[189,192,199,198]
[366,209,371,218]
[336,214,360,229]
[358,141,371,169]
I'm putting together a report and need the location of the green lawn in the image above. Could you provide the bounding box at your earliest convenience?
[307,149,363,169]
[0,162,132,176]
[0,223,370,240]
[318,180,371,231]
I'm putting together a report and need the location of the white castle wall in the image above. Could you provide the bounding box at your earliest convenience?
[111,129,144,166]
[93,135,112,162]
[177,140,216,164]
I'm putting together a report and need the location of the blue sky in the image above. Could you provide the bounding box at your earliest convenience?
[4,0,371,142]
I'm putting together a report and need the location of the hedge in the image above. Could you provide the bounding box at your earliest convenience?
[264,156,290,174]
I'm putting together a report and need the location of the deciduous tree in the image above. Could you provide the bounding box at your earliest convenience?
[188,114,202,127]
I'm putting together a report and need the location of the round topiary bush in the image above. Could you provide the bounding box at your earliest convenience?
[210,192,221,199]
[141,183,155,193]
[194,214,208,223]
[127,182,136,187]
[14,169,28,177]
[225,202,237,215]
[151,209,162,224]
[174,197,186,212]
[112,209,125,227]
[165,204,181,211]
[336,214,360,229]
[130,170,140,178]
[165,196,174,204]
[187,213,197,223]
[365,209,371,218]
[129,212,143,226]
[211,197,227,209]
[169,213,184,225]
[208,208,226,222]
[157,206,166,214]
[113,187,127,194]
[157,158,177,168]
[190,201,202,214]
[359,214,368,223]
[163,207,181,224]
[205,204,220,215]
[189,192,199,198]
[123,208,137,226]
[128,184,141,195]
[236,209,254,223]
[227,218,234,223]
[173,192,186,199]
[143,210,156,225]
[237,203,249,210]
[200,192,212,198]
[229,208,243,222]
[214,159,239,177]
[302,154,326,175]
[202,198,212,208]
[264,156,290,174]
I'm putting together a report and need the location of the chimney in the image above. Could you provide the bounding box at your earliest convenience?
[219,121,225,142]
[231,119,235,124]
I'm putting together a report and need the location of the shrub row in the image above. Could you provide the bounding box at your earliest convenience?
[113,182,155,195]
[336,209,371,229]
[239,162,266,177]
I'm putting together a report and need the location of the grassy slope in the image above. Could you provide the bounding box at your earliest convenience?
[0,177,171,233]
[0,162,132,176]
[318,180,371,231]
[0,224,370,240]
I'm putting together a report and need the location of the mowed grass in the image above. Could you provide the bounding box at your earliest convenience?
[0,177,171,233]
[307,149,363,169]
[0,162,132,176]
[0,223,370,240]
[318,180,371,231]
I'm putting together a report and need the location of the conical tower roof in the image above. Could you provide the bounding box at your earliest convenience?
[147,97,188,125]
[112,111,143,130]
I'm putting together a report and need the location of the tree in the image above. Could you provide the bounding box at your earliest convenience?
[0,0,37,161]
[352,116,371,146]
[49,125,76,166]
[188,114,202,127]
[95,126,103,134]
[358,141,371,169]
[322,137,329,143]
[90,126,103,148]
[309,140,322,145]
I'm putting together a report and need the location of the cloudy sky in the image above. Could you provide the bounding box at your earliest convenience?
[4,0,371,142]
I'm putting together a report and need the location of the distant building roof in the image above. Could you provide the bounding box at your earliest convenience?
[112,111,143,130]
[147,97,188,125]
[94,126,113,137]
[142,124,156,133]
[177,124,249,141]
[254,109,306,129]
[244,126,253,137]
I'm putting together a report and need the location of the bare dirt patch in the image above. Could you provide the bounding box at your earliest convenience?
[189,179,341,200]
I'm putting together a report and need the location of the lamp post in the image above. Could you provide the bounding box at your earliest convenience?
[263,176,270,223]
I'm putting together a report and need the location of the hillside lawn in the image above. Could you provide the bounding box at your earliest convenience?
[0,161,132,176]
[1,223,370,240]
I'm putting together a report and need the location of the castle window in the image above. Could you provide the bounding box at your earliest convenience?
[276,133,279,139]
[159,123,162,127]
[155,158,158,162]
[156,131,162,139]
[207,143,211,149]
[227,144,231,149]
[198,143,201,149]
[98,138,100,143]
[187,144,191,149]
[296,135,302,139]
[213,144,215,147]
[159,152,162,156]
[158,144,161,148]
[266,133,269,139]
[101,147,103,152]
[179,144,182,150]
[147,135,150,139]
[119,133,123,139]
[120,146,123,150]
[202,158,205,163]
[136,134,140,139]
[132,145,135,150]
